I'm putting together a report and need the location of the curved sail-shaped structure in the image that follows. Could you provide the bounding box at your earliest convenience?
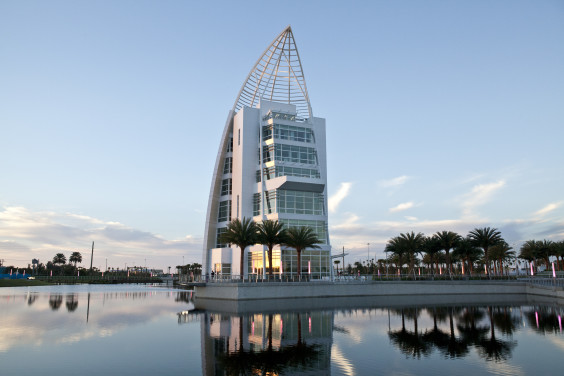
[202,26,331,279]
[233,26,313,120]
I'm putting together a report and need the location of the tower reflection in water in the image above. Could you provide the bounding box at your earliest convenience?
[197,303,564,375]
[201,311,333,375]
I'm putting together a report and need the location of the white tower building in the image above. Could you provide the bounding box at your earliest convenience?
[202,26,331,279]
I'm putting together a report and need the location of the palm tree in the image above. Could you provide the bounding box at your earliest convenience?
[489,241,514,276]
[283,226,321,279]
[398,232,425,278]
[421,236,442,277]
[468,227,503,277]
[53,253,66,266]
[435,231,462,277]
[69,251,82,268]
[536,240,554,271]
[452,237,482,275]
[552,240,564,270]
[386,236,408,276]
[519,240,538,274]
[256,220,286,278]
[219,217,258,280]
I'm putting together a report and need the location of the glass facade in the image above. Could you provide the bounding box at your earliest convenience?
[263,165,320,180]
[262,111,297,122]
[215,227,227,248]
[218,200,231,223]
[262,189,324,216]
[248,248,330,278]
[253,193,261,216]
[262,123,315,143]
[220,178,232,196]
[262,144,317,165]
[223,157,232,174]
[279,219,328,244]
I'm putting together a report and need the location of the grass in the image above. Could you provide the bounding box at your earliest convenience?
[0,279,52,287]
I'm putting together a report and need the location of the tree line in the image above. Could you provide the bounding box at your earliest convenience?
[219,217,321,279]
[379,227,564,279]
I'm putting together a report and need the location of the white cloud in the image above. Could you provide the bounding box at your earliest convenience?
[0,205,202,269]
[379,175,410,188]
[405,216,418,221]
[389,202,414,213]
[534,201,563,217]
[461,180,505,218]
[328,182,352,213]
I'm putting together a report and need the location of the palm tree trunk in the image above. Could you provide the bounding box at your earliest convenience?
[446,251,451,278]
[268,246,273,278]
[268,314,273,351]
[484,249,490,278]
[240,246,245,280]
[297,249,302,279]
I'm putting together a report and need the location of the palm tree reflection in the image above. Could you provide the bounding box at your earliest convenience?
[476,307,515,362]
[48,294,63,310]
[388,308,431,358]
[66,294,79,312]
[524,306,562,334]
[386,305,517,362]
[444,307,468,358]
[423,307,449,352]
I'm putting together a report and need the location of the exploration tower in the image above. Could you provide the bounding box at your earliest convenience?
[202,26,331,279]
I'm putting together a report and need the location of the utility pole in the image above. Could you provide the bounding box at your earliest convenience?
[90,241,94,273]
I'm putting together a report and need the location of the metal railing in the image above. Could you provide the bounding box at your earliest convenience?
[205,274,320,283]
[521,277,564,289]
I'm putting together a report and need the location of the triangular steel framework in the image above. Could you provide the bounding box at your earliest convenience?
[232,26,313,119]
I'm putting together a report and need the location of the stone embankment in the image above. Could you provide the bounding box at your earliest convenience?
[194,280,564,313]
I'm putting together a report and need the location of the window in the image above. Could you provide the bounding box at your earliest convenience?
[221,178,232,196]
[268,189,324,215]
[253,193,261,216]
[262,144,317,165]
[279,219,328,244]
[236,195,239,218]
[218,201,231,222]
[255,170,261,183]
[262,111,299,122]
[238,129,241,146]
[262,124,314,143]
[263,166,320,180]
[216,227,227,248]
[227,137,233,153]
[223,157,232,174]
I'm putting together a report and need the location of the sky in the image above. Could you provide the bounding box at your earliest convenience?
[1,0,563,271]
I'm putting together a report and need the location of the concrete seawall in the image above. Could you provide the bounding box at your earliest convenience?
[193,280,564,312]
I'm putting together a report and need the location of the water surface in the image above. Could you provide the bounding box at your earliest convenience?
[1,285,563,375]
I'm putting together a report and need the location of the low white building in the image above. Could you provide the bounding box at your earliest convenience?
[202,26,331,279]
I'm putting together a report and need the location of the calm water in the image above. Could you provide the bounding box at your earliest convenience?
[1,285,563,375]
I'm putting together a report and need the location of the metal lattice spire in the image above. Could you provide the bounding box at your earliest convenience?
[233,26,313,119]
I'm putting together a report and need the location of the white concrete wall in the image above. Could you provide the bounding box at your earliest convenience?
[196,281,530,301]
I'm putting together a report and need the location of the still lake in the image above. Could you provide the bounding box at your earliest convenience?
[1,284,563,375]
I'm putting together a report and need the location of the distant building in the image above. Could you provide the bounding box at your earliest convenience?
[202,26,331,279]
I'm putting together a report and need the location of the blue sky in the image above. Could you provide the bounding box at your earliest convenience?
[1,0,563,270]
